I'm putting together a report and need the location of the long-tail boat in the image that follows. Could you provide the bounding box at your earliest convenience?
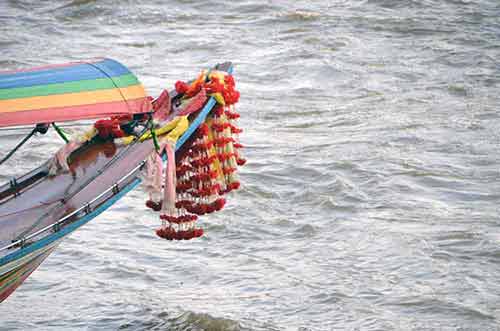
[0,59,244,303]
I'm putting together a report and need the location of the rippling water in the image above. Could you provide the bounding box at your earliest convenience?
[1,0,500,330]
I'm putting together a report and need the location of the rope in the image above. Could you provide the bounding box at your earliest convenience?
[0,198,60,220]
[151,125,160,152]
[52,122,69,143]
[0,124,49,165]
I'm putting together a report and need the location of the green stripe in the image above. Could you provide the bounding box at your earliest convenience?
[0,265,20,283]
[0,73,140,100]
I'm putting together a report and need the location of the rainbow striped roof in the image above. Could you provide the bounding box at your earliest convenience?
[0,58,152,127]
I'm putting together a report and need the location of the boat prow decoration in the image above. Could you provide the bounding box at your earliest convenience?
[0,60,244,303]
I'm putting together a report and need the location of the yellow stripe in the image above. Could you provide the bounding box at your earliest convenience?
[165,116,189,142]
[140,117,183,142]
[0,85,147,113]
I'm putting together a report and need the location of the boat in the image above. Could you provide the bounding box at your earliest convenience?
[0,59,244,303]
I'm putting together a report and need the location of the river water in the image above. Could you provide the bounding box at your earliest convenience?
[1,0,500,330]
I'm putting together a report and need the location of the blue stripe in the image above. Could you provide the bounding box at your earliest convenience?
[0,59,132,90]
[0,178,141,267]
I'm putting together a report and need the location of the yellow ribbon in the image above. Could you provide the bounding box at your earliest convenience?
[117,116,189,146]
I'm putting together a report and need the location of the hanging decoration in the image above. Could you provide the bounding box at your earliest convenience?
[143,70,244,240]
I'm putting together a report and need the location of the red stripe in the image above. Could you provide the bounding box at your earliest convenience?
[0,97,151,127]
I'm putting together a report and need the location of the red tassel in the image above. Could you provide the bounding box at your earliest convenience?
[205,79,225,94]
[176,182,193,192]
[229,182,240,190]
[194,228,204,237]
[225,111,240,120]
[175,81,189,94]
[189,183,221,197]
[186,204,210,215]
[197,123,210,137]
[146,200,162,211]
[221,182,240,194]
[176,200,193,209]
[214,137,235,147]
[94,119,125,139]
[191,155,217,168]
[190,140,214,152]
[156,226,176,240]
[213,198,226,211]
[185,81,203,98]
[214,106,224,117]
[176,164,194,176]
[224,75,235,88]
[223,167,236,175]
[160,214,198,224]
[217,152,236,162]
[190,170,219,182]
[205,204,216,214]
[212,122,231,132]
[230,124,243,134]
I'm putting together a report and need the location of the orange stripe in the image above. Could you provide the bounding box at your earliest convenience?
[0,84,147,113]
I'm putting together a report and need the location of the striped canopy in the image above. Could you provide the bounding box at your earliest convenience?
[0,58,152,127]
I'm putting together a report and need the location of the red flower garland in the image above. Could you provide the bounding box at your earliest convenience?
[151,70,244,241]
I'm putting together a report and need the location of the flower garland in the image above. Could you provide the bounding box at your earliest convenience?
[147,70,244,240]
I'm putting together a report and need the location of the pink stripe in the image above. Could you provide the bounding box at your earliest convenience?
[0,97,151,127]
[162,142,176,215]
[0,58,104,75]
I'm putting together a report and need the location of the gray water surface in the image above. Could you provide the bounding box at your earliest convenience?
[1,0,499,330]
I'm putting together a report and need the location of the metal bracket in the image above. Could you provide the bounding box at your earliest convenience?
[84,203,91,215]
